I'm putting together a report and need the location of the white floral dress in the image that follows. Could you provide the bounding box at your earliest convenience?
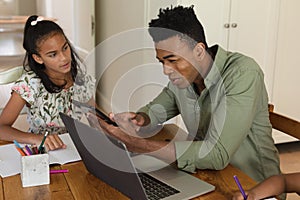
[12,70,95,134]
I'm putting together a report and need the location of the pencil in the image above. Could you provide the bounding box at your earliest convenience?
[233,175,247,200]
[38,131,49,153]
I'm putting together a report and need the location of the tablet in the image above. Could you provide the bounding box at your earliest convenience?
[72,100,118,127]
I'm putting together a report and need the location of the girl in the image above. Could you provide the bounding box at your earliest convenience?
[232,172,300,200]
[0,15,95,151]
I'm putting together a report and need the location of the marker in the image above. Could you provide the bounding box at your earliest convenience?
[50,169,69,174]
[38,131,49,153]
[31,145,39,154]
[13,140,23,149]
[24,145,33,155]
[15,146,26,156]
[233,175,247,200]
[13,140,26,156]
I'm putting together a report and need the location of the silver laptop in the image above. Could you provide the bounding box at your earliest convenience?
[60,113,215,200]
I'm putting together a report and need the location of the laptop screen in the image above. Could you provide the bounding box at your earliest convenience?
[59,112,148,200]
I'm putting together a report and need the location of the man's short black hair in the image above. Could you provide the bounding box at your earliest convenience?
[148,5,208,49]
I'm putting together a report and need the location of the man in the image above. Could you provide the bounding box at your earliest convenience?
[95,5,281,184]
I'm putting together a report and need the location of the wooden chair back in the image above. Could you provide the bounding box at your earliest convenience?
[268,104,300,140]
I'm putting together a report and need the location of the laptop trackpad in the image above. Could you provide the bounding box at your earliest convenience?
[132,155,184,180]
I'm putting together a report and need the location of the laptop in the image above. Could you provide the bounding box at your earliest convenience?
[60,113,215,200]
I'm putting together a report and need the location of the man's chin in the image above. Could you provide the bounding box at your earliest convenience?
[173,83,189,89]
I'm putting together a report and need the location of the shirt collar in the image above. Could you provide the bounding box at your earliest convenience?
[204,45,228,90]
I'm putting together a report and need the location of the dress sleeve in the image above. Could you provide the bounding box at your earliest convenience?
[74,74,96,102]
[11,73,37,105]
[86,75,96,100]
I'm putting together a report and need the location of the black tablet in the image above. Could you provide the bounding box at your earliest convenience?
[72,100,118,127]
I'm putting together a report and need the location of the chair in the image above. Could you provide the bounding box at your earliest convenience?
[0,66,23,108]
[0,65,28,131]
[0,65,23,84]
[268,104,300,140]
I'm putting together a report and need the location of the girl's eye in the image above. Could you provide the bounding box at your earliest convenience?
[63,45,69,51]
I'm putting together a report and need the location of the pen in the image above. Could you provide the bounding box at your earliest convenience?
[233,175,247,200]
[50,169,69,174]
[38,131,49,153]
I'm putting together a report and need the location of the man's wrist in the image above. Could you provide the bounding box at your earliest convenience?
[136,112,150,126]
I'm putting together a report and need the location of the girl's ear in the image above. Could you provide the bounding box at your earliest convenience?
[32,54,43,64]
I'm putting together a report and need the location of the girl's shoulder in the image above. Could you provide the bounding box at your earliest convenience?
[83,73,95,82]
[16,70,39,81]
[75,73,96,86]
[14,70,41,88]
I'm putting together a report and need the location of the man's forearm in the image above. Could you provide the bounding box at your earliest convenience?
[126,137,176,164]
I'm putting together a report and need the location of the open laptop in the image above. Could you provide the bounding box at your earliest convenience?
[60,113,215,200]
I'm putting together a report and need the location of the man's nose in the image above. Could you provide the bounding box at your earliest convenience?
[163,65,174,75]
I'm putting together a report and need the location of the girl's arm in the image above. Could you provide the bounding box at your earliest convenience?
[0,91,36,143]
[232,173,300,200]
[0,92,65,150]
[284,173,300,194]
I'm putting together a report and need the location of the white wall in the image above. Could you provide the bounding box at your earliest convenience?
[271,0,300,143]
[95,0,179,113]
[36,0,75,43]
[0,0,18,15]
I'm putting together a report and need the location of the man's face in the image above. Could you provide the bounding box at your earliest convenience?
[155,35,201,89]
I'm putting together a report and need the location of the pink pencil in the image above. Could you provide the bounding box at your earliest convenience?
[50,169,69,174]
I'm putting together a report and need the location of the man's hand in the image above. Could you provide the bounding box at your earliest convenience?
[109,112,145,137]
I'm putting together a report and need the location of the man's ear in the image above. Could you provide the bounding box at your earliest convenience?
[32,54,43,64]
[193,43,206,60]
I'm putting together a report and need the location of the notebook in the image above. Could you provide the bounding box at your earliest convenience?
[60,113,215,200]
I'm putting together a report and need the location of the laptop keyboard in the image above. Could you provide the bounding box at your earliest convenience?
[138,173,180,200]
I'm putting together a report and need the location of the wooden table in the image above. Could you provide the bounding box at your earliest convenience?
[0,124,257,200]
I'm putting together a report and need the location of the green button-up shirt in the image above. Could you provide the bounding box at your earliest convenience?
[138,45,281,182]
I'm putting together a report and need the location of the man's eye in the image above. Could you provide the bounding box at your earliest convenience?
[49,53,56,57]
[169,60,177,63]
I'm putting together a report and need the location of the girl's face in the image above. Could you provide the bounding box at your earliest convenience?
[33,33,72,79]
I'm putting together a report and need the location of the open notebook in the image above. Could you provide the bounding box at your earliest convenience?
[0,133,81,178]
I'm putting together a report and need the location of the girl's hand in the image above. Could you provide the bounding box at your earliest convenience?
[232,191,258,200]
[41,134,66,151]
